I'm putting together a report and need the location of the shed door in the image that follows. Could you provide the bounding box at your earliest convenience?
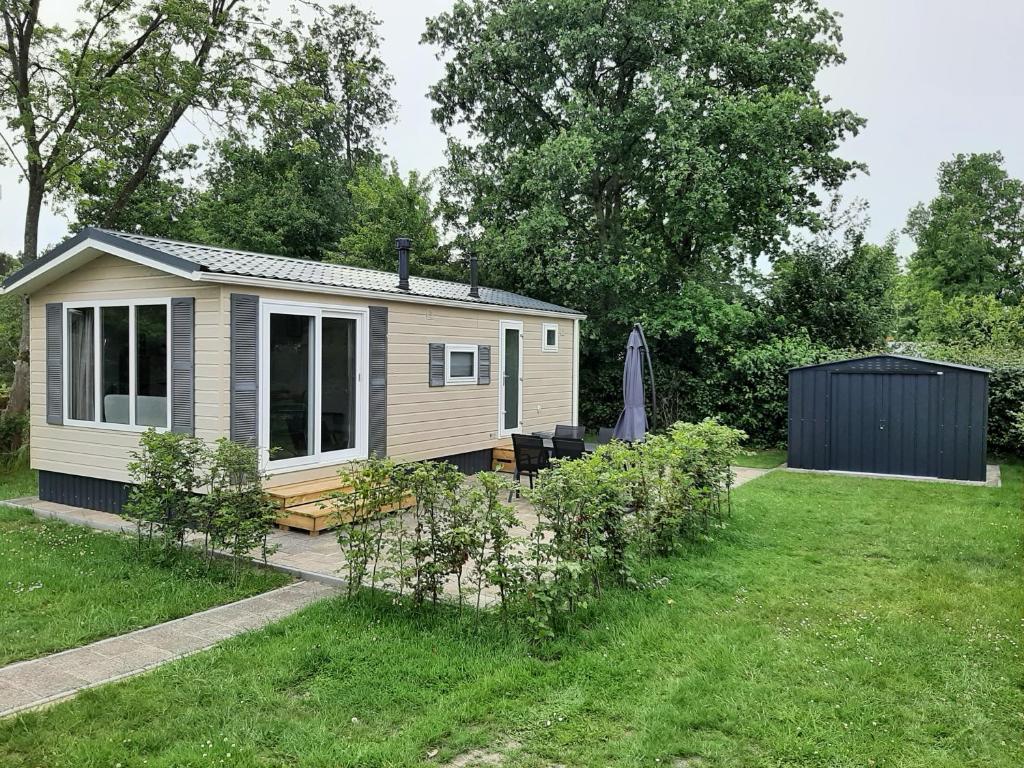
[828,372,941,478]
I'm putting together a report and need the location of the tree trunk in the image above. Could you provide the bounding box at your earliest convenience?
[4,181,42,417]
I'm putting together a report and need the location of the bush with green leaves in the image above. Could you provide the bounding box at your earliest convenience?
[330,419,744,642]
[205,438,279,573]
[0,410,28,472]
[125,430,278,574]
[125,430,206,553]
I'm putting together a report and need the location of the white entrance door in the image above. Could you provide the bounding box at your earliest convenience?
[498,320,523,436]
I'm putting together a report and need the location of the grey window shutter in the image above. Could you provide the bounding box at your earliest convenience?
[45,302,63,425]
[368,306,388,458]
[170,297,195,435]
[230,294,259,446]
[477,345,491,385]
[429,342,445,387]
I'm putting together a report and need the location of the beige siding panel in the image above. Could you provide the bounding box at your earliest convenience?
[29,253,227,483]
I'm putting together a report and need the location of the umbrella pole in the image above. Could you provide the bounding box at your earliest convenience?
[634,323,657,432]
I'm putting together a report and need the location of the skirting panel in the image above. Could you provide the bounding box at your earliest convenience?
[436,448,495,475]
[39,470,131,514]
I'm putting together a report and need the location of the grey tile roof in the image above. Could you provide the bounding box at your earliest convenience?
[103,229,583,316]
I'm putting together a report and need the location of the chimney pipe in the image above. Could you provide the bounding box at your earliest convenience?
[469,252,479,298]
[396,237,411,290]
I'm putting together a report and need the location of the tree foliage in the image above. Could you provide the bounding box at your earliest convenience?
[424,0,865,435]
[905,152,1024,306]
[766,203,899,349]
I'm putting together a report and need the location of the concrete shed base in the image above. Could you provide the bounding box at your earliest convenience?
[783,464,1001,488]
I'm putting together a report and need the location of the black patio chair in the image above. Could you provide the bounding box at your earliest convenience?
[552,436,587,461]
[510,433,550,500]
[553,424,585,439]
[597,427,616,444]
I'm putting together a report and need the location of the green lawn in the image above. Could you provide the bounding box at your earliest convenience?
[0,469,290,664]
[1,467,1020,767]
[733,447,787,468]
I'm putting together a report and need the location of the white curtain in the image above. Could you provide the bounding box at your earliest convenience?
[69,308,94,420]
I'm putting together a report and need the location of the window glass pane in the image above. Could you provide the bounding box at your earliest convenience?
[321,317,357,453]
[546,328,557,347]
[503,329,520,430]
[100,306,130,424]
[449,350,475,379]
[68,307,95,421]
[269,313,312,460]
[136,304,167,427]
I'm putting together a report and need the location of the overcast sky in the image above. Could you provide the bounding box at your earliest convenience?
[2,0,1023,257]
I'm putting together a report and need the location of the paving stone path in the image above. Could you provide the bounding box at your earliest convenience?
[0,580,339,718]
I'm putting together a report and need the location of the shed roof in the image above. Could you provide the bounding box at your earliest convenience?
[789,354,990,374]
[2,227,584,317]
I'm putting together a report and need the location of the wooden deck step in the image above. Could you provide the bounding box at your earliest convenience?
[266,478,354,509]
[492,447,516,473]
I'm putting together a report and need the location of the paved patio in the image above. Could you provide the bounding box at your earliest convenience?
[3,466,770,601]
[0,580,338,718]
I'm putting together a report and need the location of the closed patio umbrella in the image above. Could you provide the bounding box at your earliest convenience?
[613,324,655,442]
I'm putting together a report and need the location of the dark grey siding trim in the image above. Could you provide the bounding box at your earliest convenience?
[436,448,494,475]
[429,342,445,387]
[477,345,491,385]
[170,297,195,435]
[368,306,388,458]
[45,302,63,425]
[39,471,131,514]
[230,294,260,446]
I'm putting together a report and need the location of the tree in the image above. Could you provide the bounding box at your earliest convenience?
[335,161,455,280]
[905,152,1024,306]
[424,0,864,425]
[0,0,276,415]
[766,204,899,349]
[72,3,396,262]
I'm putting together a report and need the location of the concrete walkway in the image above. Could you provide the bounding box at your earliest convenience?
[0,580,338,718]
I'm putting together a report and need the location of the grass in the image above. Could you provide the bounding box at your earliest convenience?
[1,466,1021,767]
[733,446,787,468]
[0,469,290,665]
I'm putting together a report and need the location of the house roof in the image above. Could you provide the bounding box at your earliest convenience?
[2,227,585,318]
[789,354,991,374]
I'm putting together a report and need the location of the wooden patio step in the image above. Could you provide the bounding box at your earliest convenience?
[492,447,516,473]
[266,478,354,509]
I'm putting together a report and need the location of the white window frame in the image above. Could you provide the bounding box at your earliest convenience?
[541,322,559,353]
[62,298,171,432]
[497,320,524,437]
[259,299,369,472]
[444,343,478,385]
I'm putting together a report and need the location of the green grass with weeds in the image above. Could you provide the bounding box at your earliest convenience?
[734,447,787,468]
[1,466,1020,767]
[0,469,290,664]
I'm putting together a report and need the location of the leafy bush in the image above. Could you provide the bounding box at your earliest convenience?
[125,430,278,573]
[125,430,206,553]
[330,419,745,641]
[0,410,28,472]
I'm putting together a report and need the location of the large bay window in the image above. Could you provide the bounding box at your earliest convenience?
[65,300,169,429]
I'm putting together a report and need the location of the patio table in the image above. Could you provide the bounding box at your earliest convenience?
[530,431,598,453]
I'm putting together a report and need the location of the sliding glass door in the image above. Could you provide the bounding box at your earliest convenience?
[262,302,367,469]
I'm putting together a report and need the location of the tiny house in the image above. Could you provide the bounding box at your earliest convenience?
[2,229,584,524]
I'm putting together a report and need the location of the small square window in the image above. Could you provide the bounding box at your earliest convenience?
[445,344,478,384]
[542,323,559,352]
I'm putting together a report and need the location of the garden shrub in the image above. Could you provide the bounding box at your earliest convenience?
[205,438,279,572]
[331,419,745,641]
[0,410,28,472]
[125,430,206,553]
[125,430,278,574]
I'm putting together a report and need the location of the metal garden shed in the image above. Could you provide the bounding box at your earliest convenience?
[787,354,989,482]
